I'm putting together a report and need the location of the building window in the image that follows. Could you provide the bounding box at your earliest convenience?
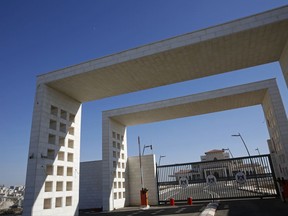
[56,181,63,191]
[57,166,64,176]
[48,134,56,145]
[60,109,67,120]
[60,123,66,133]
[58,151,64,161]
[68,126,74,135]
[66,196,72,206]
[66,181,73,191]
[44,181,53,192]
[49,120,57,130]
[47,149,55,160]
[67,167,73,176]
[67,153,73,162]
[55,197,62,208]
[50,105,58,116]
[114,192,117,199]
[46,165,53,175]
[43,198,51,209]
[112,131,116,139]
[69,113,75,122]
[59,137,65,147]
[68,139,74,148]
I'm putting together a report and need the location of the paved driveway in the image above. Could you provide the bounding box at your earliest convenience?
[215,198,288,216]
[79,204,207,216]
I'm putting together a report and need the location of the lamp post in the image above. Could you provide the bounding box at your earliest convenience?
[158,155,166,166]
[255,148,261,155]
[232,133,259,190]
[142,145,153,156]
[222,148,234,158]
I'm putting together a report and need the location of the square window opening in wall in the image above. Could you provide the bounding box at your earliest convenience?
[121,135,124,141]
[60,109,67,120]
[121,144,124,150]
[44,181,53,192]
[68,139,74,148]
[58,151,64,161]
[47,149,55,160]
[118,182,121,188]
[49,119,57,130]
[121,153,125,160]
[113,161,116,168]
[68,127,74,135]
[118,192,122,199]
[118,172,121,178]
[66,181,73,191]
[60,123,66,133]
[55,197,62,208]
[50,105,58,116]
[59,137,65,147]
[43,198,52,209]
[48,134,56,145]
[56,181,63,191]
[113,141,116,148]
[113,182,117,189]
[117,143,120,149]
[57,166,64,176]
[113,171,116,178]
[114,192,117,200]
[69,113,75,122]
[46,165,53,175]
[67,167,73,176]
[117,133,120,140]
[67,153,73,162]
[113,151,116,158]
[112,131,116,139]
[66,196,72,206]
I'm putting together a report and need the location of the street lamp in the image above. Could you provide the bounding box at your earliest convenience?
[232,133,259,190]
[142,145,153,156]
[222,148,234,158]
[158,155,166,166]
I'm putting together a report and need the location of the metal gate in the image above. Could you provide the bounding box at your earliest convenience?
[157,154,279,204]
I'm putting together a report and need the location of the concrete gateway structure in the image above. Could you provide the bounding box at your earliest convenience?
[23,6,288,216]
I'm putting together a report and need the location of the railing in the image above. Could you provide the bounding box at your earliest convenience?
[157,154,279,204]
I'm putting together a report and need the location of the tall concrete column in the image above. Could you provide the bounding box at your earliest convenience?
[280,39,288,87]
[262,82,288,179]
[102,114,127,211]
[23,83,81,216]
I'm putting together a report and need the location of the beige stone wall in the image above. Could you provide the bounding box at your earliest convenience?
[127,155,158,206]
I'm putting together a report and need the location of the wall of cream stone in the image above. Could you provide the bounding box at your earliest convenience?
[79,161,102,210]
[127,154,158,206]
[23,84,81,216]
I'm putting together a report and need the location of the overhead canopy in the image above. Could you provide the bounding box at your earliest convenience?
[104,79,275,126]
[38,6,288,102]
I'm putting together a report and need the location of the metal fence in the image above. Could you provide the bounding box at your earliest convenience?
[157,154,279,204]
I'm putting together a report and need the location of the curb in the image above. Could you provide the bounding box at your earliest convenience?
[200,202,219,216]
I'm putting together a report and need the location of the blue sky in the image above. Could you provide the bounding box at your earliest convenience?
[0,1,287,186]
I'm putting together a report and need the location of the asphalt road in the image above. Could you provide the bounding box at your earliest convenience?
[159,179,276,202]
[215,198,288,216]
[79,204,208,216]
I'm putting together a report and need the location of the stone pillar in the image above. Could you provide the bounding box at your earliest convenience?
[262,81,288,179]
[23,83,81,216]
[102,115,127,211]
[280,38,288,87]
